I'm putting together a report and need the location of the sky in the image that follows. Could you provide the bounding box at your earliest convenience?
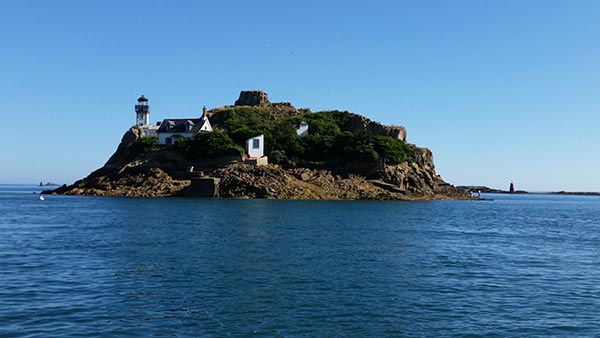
[1,0,599,191]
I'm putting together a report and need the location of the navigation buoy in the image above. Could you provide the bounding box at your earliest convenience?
[39,195,45,201]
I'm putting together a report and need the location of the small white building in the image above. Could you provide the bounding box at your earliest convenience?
[246,134,264,158]
[296,121,309,137]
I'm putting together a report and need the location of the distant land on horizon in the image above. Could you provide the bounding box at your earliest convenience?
[458,185,600,196]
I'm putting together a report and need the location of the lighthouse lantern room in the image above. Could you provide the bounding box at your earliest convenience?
[135,95,150,126]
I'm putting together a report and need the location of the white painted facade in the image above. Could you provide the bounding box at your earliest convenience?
[136,111,149,126]
[296,121,309,137]
[199,117,213,132]
[246,135,264,158]
[141,124,159,137]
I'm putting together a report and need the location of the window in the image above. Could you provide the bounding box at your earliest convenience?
[252,139,260,149]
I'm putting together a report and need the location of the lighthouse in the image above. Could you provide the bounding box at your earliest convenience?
[135,95,150,126]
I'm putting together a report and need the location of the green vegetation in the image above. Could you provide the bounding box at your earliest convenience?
[221,108,273,146]
[176,130,243,159]
[134,108,417,168]
[373,135,417,164]
[131,136,158,153]
[209,108,417,167]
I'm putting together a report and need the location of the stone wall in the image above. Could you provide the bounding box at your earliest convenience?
[186,177,220,197]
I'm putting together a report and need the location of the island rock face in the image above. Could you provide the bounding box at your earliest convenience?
[46,91,468,200]
[348,114,407,142]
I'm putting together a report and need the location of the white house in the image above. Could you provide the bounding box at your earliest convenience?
[155,106,213,145]
[296,121,309,137]
[245,134,264,158]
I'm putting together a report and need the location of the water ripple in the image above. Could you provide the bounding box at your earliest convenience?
[1,188,600,336]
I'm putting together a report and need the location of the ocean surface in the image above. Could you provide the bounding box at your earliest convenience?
[1,185,599,337]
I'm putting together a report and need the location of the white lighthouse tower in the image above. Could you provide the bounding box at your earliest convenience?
[135,95,150,126]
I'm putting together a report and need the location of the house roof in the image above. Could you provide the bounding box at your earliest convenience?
[156,118,210,133]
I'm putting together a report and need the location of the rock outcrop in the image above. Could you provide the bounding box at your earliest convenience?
[103,127,144,170]
[214,164,393,200]
[348,113,407,141]
[235,90,270,106]
[210,163,462,200]
[51,167,189,197]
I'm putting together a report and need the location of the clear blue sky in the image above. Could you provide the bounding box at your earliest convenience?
[1,0,599,191]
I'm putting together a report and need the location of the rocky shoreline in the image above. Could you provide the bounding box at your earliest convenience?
[46,159,468,201]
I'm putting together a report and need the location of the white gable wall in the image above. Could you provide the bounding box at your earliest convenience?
[200,119,213,132]
[246,135,264,158]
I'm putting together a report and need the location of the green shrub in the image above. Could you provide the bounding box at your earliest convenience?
[177,131,243,159]
[269,150,287,164]
[373,136,416,164]
[131,136,158,153]
[301,135,336,161]
[298,110,353,137]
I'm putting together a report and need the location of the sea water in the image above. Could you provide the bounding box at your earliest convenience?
[1,185,599,337]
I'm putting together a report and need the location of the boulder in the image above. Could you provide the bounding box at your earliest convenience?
[121,126,144,144]
[103,127,144,169]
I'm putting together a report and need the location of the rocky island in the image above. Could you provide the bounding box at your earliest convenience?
[45,90,468,200]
